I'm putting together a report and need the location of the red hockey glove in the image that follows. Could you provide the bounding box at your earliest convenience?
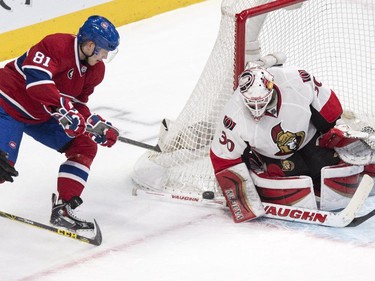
[86,114,119,147]
[0,150,18,183]
[317,127,358,148]
[50,97,86,138]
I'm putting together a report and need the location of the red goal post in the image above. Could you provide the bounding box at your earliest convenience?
[132,0,375,204]
[234,0,305,88]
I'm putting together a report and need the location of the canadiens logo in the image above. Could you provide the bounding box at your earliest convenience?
[67,68,74,79]
[8,141,17,149]
[223,115,236,130]
[271,123,305,156]
[101,21,109,29]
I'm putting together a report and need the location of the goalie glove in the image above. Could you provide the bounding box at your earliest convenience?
[86,114,119,147]
[49,97,86,138]
[0,150,19,183]
[317,122,360,149]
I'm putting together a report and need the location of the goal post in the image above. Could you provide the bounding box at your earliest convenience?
[132,0,375,204]
[234,0,305,87]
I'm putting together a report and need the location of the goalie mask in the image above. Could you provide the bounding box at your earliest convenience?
[239,67,275,121]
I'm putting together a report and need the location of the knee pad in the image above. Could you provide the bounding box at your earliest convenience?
[64,135,98,167]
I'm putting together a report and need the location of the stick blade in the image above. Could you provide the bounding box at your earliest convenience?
[334,174,374,227]
[90,219,102,246]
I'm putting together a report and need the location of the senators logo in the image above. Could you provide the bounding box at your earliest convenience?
[271,123,305,156]
[223,115,236,130]
[298,70,311,83]
[281,160,295,172]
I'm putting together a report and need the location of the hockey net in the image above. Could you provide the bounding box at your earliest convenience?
[132,0,375,204]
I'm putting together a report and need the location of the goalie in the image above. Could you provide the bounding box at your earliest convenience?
[209,65,366,223]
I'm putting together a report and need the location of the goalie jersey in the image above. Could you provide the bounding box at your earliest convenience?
[210,65,343,173]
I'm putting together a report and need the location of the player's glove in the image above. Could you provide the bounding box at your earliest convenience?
[50,97,86,138]
[0,150,19,183]
[86,114,119,147]
[317,125,358,149]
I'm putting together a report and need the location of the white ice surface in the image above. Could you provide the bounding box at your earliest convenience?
[1,1,375,280]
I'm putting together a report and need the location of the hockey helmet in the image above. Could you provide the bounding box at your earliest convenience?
[78,15,120,54]
[239,67,274,121]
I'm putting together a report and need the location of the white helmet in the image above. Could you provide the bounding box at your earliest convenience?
[238,67,275,121]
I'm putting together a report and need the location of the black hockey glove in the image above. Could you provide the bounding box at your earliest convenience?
[0,150,19,183]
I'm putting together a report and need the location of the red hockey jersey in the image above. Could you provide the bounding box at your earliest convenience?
[0,33,105,123]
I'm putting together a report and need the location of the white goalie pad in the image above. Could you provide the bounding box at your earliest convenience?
[132,153,168,191]
[249,171,317,209]
[320,164,364,211]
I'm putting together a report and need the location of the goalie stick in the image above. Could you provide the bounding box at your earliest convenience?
[133,174,374,227]
[346,208,375,227]
[0,210,102,246]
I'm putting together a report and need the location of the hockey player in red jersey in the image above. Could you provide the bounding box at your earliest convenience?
[210,66,348,223]
[0,15,120,231]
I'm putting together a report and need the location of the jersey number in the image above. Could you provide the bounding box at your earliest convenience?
[32,51,51,67]
[219,131,235,152]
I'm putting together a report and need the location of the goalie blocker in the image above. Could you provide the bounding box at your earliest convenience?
[215,163,264,223]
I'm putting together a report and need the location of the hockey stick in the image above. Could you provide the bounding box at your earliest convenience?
[261,174,372,227]
[86,126,162,152]
[133,175,374,227]
[0,210,102,246]
[346,208,375,227]
[59,116,162,152]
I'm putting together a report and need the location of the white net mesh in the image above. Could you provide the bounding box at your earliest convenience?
[133,0,375,198]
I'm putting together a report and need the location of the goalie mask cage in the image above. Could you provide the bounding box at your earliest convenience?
[132,0,375,202]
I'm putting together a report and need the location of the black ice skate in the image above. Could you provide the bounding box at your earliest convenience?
[50,193,94,231]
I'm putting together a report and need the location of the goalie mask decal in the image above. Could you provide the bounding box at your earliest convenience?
[271,123,305,156]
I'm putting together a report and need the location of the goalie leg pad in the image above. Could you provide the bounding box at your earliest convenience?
[249,171,317,209]
[320,164,364,211]
[215,163,264,223]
